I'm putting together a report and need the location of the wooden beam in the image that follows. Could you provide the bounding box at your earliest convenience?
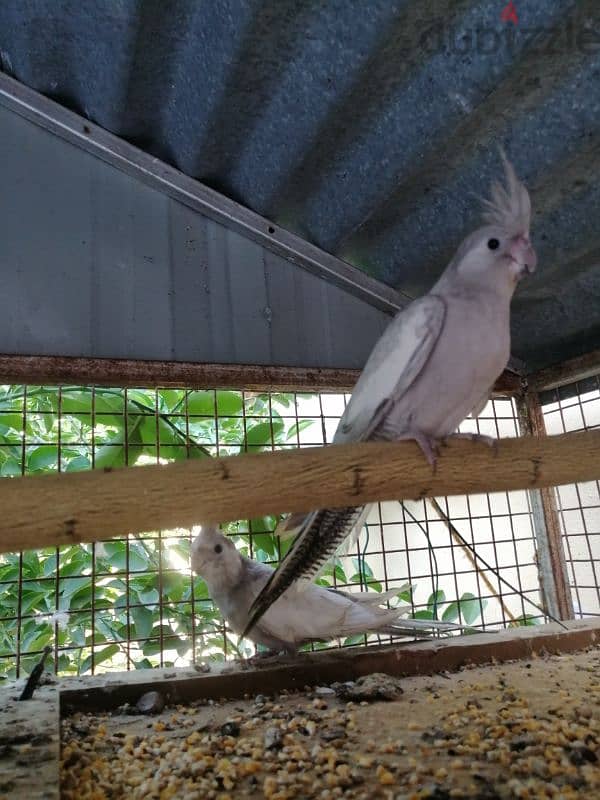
[528,348,600,392]
[0,354,522,395]
[0,430,599,554]
[59,620,600,714]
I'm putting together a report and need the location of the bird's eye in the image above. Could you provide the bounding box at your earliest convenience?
[487,238,500,250]
[214,544,223,554]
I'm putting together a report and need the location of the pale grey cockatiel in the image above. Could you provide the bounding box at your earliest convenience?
[191,525,464,654]
[243,153,537,637]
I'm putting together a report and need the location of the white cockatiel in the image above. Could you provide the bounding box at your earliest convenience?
[242,153,537,638]
[191,526,463,654]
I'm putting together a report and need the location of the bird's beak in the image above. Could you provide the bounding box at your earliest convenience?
[509,234,537,276]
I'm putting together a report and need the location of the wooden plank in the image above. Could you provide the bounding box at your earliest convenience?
[59,620,600,714]
[528,348,600,391]
[0,429,599,554]
[0,354,521,394]
[0,684,59,799]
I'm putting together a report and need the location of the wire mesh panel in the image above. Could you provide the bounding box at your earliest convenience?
[541,374,600,617]
[0,384,544,679]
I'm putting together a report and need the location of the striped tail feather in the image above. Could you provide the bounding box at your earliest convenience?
[241,505,364,638]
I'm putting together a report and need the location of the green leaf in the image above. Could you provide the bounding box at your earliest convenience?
[60,576,91,597]
[96,541,125,569]
[125,390,156,410]
[136,587,160,605]
[65,455,92,472]
[27,446,58,472]
[61,390,123,414]
[134,657,154,669]
[60,550,91,577]
[0,413,25,433]
[216,391,243,416]
[245,420,284,447]
[141,639,163,657]
[320,562,348,585]
[158,390,185,413]
[343,634,366,646]
[427,590,446,615]
[1,458,22,476]
[511,614,541,627]
[412,609,434,620]
[441,601,460,623]
[186,391,215,416]
[20,622,53,651]
[93,443,126,470]
[251,533,278,559]
[132,606,154,639]
[69,626,87,647]
[0,561,20,581]
[19,590,48,615]
[67,585,94,611]
[351,557,374,580]
[458,593,486,625]
[137,417,158,445]
[285,419,315,441]
[79,644,120,675]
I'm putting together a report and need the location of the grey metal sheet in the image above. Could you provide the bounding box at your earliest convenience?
[0,103,392,369]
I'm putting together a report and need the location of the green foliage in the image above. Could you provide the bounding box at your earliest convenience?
[0,384,507,678]
[0,385,315,677]
[510,614,541,627]
[414,590,488,628]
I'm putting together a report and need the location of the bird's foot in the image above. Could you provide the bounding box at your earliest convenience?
[413,431,441,468]
[245,649,285,666]
[444,432,499,454]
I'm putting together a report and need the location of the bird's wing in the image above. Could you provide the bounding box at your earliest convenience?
[333,295,446,444]
[254,580,377,644]
[469,385,493,419]
[257,581,463,646]
[241,297,445,636]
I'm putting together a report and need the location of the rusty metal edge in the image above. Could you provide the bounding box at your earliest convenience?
[0,354,360,392]
[527,348,600,392]
[58,621,599,715]
[0,354,522,395]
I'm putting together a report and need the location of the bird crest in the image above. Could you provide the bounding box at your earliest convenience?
[481,151,531,235]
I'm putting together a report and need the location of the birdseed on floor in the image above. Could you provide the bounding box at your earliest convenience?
[61,648,600,799]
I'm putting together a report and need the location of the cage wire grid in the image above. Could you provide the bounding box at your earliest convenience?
[541,373,600,618]
[0,384,553,679]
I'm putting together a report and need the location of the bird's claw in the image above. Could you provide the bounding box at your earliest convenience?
[413,432,441,468]
[245,649,287,665]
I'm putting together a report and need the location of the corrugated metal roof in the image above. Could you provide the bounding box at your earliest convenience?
[1,0,599,371]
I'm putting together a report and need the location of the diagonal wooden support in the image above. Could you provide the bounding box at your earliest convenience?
[0,430,599,554]
[516,391,575,620]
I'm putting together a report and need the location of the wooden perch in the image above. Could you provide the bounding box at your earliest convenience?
[0,430,599,554]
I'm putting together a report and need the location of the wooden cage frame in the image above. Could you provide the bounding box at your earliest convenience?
[1,348,600,799]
